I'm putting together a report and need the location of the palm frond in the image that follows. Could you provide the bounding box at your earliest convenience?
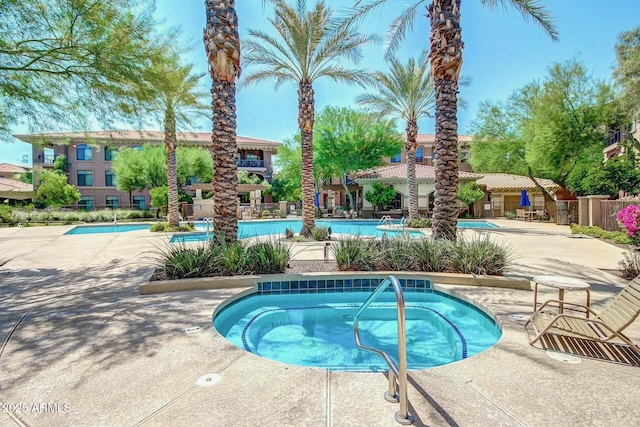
[481,0,558,41]
[384,0,423,58]
[244,0,376,87]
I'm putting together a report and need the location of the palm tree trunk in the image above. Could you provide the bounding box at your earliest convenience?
[428,0,463,240]
[406,119,419,220]
[298,81,316,237]
[204,0,241,243]
[164,109,180,227]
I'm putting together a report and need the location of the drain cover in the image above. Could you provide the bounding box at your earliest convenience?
[196,373,222,387]
[508,314,525,320]
[185,326,201,334]
[545,350,582,364]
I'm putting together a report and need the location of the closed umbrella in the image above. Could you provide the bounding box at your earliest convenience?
[520,189,531,208]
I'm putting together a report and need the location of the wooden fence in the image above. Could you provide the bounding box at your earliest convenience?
[599,200,637,232]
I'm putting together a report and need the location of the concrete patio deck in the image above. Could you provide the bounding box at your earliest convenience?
[0,219,639,426]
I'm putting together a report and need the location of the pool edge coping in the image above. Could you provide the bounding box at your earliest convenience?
[140,271,532,295]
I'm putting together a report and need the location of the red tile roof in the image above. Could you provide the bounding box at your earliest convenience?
[0,177,33,192]
[415,134,473,144]
[352,164,482,180]
[12,130,281,147]
[475,173,559,190]
[0,163,28,173]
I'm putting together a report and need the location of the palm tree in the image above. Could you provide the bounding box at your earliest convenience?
[242,0,375,237]
[348,0,557,239]
[130,52,207,228]
[356,50,434,220]
[150,60,207,227]
[204,0,242,243]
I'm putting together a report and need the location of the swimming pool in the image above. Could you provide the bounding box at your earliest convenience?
[64,223,151,234]
[213,281,501,371]
[170,219,498,242]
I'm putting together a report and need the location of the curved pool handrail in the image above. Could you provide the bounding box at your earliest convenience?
[353,275,413,425]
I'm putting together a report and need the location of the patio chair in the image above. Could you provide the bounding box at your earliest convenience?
[524,276,640,356]
[516,209,527,221]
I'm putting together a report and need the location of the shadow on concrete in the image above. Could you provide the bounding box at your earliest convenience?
[0,261,241,390]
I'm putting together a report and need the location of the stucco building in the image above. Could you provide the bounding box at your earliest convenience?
[14,130,280,210]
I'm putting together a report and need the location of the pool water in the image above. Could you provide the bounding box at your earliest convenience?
[213,291,501,371]
[66,219,497,237]
[170,219,498,242]
[64,223,151,234]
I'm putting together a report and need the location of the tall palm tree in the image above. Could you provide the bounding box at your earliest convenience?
[204,0,242,243]
[348,0,557,239]
[129,52,207,227]
[356,50,434,220]
[242,0,375,237]
[152,61,207,227]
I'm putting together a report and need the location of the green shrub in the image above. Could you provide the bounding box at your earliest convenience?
[504,211,516,220]
[619,251,640,280]
[284,227,295,239]
[162,244,219,279]
[157,237,290,279]
[406,218,431,228]
[570,224,632,244]
[150,222,193,232]
[243,240,291,274]
[311,226,329,240]
[0,205,12,223]
[447,236,513,275]
[333,235,512,275]
[376,238,416,271]
[63,211,80,222]
[332,236,378,271]
[411,238,453,272]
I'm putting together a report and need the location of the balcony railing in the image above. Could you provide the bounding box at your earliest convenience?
[606,130,622,147]
[35,154,55,165]
[237,159,265,168]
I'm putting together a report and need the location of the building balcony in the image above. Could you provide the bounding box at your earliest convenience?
[606,130,623,147]
[237,159,266,169]
[33,154,55,166]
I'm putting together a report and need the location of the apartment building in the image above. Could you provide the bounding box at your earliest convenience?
[14,130,280,210]
[321,133,474,211]
[603,119,640,161]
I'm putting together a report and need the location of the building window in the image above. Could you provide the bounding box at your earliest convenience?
[390,152,401,163]
[76,144,93,161]
[460,150,469,163]
[105,171,116,187]
[78,196,94,211]
[132,195,146,210]
[106,195,119,209]
[416,147,423,163]
[105,146,117,161]
[43,147,55,164]
[185,175,198,185]
[77,170,93,186]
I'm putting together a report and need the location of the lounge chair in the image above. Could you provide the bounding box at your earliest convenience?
[524,276,640,356]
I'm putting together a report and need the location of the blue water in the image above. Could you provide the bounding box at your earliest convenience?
[169,219,497,242]
[457,221,499,229]
[64,223,151,235]
[67,219,497,237]
[213,291,501,371]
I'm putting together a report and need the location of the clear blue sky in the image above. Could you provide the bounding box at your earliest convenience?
[2,0,639,166]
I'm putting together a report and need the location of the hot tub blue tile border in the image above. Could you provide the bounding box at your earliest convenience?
[257,277,431,294]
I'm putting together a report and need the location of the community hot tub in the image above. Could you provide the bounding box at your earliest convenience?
[213,277,501,371]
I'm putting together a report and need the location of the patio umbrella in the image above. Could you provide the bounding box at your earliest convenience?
[520,189,531,208]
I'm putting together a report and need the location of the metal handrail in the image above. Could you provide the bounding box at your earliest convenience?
[204,217,213,241]
[353,275,413,425]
